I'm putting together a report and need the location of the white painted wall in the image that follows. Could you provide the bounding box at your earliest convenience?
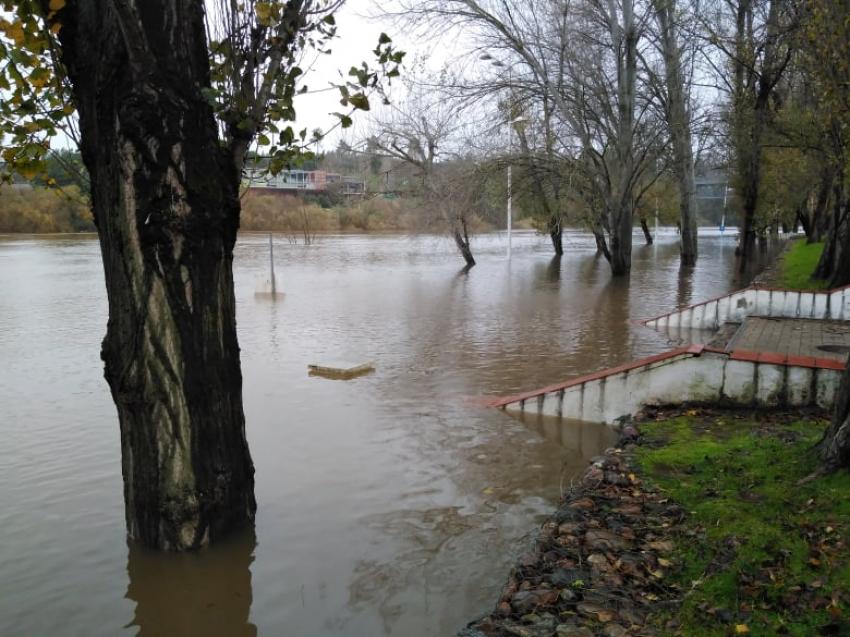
[644,287,850,330]
[503,352,840,424]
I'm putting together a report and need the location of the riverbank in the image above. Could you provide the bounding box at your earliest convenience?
[461,409,850,637]
[754,237,827,290]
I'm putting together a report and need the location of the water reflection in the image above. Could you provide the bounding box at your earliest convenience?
[506,411,620,466]
[0,230,774,637]
[125,530,257,637]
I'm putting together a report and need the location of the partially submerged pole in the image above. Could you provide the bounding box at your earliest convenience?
[269,233,276,295]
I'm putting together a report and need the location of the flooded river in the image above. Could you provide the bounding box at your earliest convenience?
[0,230,756,636]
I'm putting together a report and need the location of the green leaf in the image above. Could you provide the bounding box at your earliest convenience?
[348,93,370,111]
[378,32,391,45]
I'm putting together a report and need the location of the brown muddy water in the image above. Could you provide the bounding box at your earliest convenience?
[0,230,762,636]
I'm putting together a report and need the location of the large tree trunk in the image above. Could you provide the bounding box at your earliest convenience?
[821,362,850,470]
[815,170,848,285]
[736,106,766,270]
[733,0,785,273]
[549,219,564,256]
[807,167,833,243]
[653,0,697,266]
[593,225,612,261]
[609,200,633,276]
[57,0,256,550]
[605,0,637,277]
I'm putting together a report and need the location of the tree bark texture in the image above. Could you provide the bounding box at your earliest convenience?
[815,170,849,286]
[453,223,476,267]
[821,362,850,470]
[806,166,833,243]
[55,0,256,550]
[549,219,564,256]
[653,0,697,266]
[731,0,788,273]
[606,0,637,276]
[640,217,653,245]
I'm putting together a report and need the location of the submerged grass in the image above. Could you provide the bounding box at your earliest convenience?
[636,413,850,636]
[779,241,828,290]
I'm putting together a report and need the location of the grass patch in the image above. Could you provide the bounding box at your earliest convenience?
[779,241,829,290]
[636,413,850,636]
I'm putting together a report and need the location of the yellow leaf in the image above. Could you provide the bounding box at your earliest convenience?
[735,625,750,635]
[16,164,40,180]
[49,0,66,10]
[256,2,273,23]
[50,22,62,35]
[5,21,25,46]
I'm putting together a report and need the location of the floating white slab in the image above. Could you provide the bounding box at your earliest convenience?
[308,361,375,380]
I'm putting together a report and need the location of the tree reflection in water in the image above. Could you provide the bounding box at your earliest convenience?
[125,529,257,637]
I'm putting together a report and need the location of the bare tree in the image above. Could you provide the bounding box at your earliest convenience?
[649,0,699,265]
[370,76,478,265]
[395,0,665,275]
[699,0,797,269]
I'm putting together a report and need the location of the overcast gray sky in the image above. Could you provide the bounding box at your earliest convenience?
[290,3,411,151]
[289,1,461,152]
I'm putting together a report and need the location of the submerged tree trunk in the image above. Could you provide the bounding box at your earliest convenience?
[57,1,255,550]
[640,217,654,245]
[736,106,766,270]
[653,0,697,266]
[609,201,633,275]
[453,221,476,267]
[549,219,564,256]
[593,225,612,261]
[608,0,637,276]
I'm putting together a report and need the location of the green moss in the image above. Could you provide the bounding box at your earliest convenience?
[636,414,850,636]
[779,241,829,290]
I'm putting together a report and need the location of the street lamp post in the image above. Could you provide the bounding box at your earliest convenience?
[481,53,529,260]
[506,115,528,261]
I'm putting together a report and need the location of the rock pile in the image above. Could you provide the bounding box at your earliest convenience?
[460,430,685,637]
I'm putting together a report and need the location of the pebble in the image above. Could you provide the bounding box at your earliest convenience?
[556,626,594,637]
[510,589,559,613]
[602,624,628,637]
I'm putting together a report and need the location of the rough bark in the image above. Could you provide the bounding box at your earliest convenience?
[56,0,255,550]
[605,0,638,277]
[639,217,653,245]
[731,0,789,272]
[653,0,697,265]
[807,166,833,243]
[453,221,476,267]
[815,170,849,285]
[821,362,850,470]
[549,218,564,256]
[593,226,612,261]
